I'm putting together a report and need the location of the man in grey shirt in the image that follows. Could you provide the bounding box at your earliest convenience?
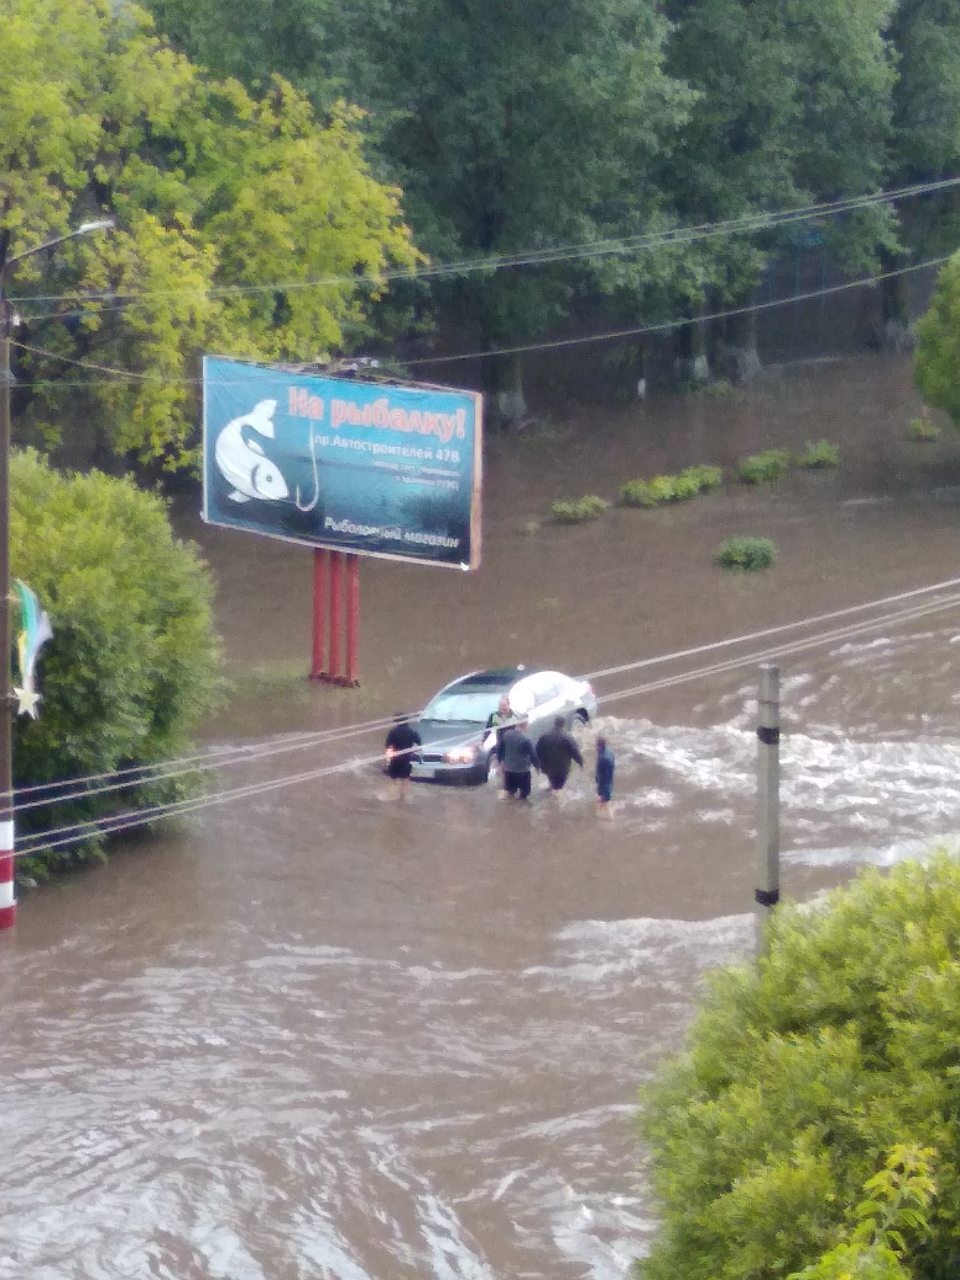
[499,718,540,801]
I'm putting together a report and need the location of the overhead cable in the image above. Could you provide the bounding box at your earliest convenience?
[14,589,960,859]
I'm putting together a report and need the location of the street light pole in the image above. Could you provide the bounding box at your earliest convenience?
[0,218,113,931]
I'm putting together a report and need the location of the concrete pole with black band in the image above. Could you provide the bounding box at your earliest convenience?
[755,663,780,954]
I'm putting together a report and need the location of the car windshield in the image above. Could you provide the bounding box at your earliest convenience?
[421,689,501,723]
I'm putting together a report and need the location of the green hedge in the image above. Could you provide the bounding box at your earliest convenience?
[715,535,776,570]
[11,450,222,877]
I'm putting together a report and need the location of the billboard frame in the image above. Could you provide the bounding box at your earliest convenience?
[201,355,483,571]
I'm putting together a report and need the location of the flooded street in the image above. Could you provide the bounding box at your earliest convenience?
[4,354,960,1279]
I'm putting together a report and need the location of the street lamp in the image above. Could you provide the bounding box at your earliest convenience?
[0,217,114,930]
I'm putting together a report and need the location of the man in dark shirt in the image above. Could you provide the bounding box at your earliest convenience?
[384,713,422,802]
[536,715,584,793]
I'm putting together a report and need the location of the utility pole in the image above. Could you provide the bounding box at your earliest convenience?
[0,269,13,929]
[0,219,113,931]
[754,663,780,955]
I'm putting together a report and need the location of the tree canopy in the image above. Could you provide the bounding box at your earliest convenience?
[4,0,417,468]
[638,854,960,1280]
[145,0,939,406]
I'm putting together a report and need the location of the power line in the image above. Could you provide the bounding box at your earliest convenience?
[15,589,960,859]
[11,574,960,812]
[10,176,960,313]
[406,254,950,366]
[581,573,960,682]
[9,251,952,388]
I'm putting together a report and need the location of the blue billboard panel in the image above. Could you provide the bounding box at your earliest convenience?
[202,357,482,569]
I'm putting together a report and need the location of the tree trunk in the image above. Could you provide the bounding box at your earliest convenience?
[717,304,761,382]
[481,349,527,428]
[879,250,914,353]
[673,315,710,386]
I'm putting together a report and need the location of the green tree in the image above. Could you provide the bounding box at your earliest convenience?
[638,854,960,1280]
[10,449,222,876]
[146,0,694,423]
[914,252,960,422]
[661,0,897,376]
[3,0,417,468]
[880,1,960,344]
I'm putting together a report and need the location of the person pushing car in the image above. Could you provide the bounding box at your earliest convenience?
[535,715,584,793]
[499,717,540,801]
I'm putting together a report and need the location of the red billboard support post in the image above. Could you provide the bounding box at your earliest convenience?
[345,554,360,686]
[310,548,327,680]
[328,551,343,681]
[309,548,361,686]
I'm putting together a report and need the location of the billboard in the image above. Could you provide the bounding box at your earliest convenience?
[202,356,482,569]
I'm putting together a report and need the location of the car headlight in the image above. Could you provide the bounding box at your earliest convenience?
[444,745,477,764]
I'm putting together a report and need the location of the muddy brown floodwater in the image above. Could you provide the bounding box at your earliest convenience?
[4,354,960,1279]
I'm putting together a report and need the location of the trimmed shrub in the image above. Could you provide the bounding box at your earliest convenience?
[551,494,608,523]
[715,535,776,570]
[797,439,840,469]
[11,450,222,878]
[621,467,722,508]
[682,464,723,492]
[906,416,940,443]
[620,475,677,507]
[737,448,790,484]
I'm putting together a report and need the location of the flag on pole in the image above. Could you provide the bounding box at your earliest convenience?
[13,579,53,719]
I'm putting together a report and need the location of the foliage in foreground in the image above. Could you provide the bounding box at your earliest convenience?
[11,450,222,876]
[637,853,960,1280]
[551,495,609,523]
[715,535,776,570]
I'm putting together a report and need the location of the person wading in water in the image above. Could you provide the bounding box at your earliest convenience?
[535,715,584,795]
[384,712,422,802]
[499,717,540,802]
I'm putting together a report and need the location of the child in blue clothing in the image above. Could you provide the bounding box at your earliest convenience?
[595,736,615,817]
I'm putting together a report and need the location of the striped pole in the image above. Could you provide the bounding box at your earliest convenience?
[754,663,780,955]
[0,818,14,930]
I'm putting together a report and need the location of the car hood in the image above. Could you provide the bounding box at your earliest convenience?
[415,718,490,752]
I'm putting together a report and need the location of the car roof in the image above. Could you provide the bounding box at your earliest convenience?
[448,666,528,689]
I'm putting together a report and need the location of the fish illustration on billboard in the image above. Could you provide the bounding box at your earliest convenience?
[214,399,290,504]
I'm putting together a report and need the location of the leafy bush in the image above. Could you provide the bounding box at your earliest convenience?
[620,475,678,507]
[797,439,840,469]
[682,464,723,492]
[11,450,222,878]
[906,417,940,443]
[715,535,776,570]
[551,494,608,523]
[671,470,702,500]
[737,448,791,484]
[638,854,960,1280]
[621,466,722,508]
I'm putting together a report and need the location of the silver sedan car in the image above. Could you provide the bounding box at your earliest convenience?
[408,665,597,784]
